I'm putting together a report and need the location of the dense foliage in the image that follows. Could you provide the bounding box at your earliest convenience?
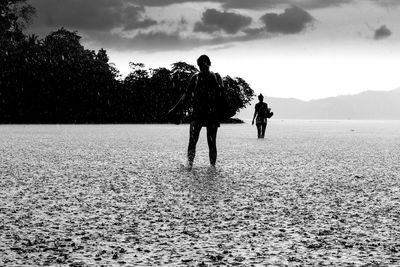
[0,2,254,123]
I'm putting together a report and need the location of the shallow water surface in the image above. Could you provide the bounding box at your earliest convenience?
[0,121,399,266]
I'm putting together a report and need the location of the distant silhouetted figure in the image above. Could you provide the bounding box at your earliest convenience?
[168,55,223,170]
[252,94,269,138]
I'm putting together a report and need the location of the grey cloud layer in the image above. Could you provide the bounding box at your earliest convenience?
[223,0,353,10]
[28,0,317,51]
[128,0,353,9]
[90,29,268,52]
[128,0,400,9]
[368,0,400,6]
[28,0,392,52]
[295,0,352,9]
[88,6,314,51]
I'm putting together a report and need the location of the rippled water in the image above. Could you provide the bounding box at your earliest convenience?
[1,121,399,266]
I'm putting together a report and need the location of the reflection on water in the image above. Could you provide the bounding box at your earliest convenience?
[184,167,232,203]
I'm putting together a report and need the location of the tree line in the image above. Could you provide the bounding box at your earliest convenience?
[0,0,254,124]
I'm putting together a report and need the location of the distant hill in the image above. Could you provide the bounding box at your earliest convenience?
[237,88,400,120]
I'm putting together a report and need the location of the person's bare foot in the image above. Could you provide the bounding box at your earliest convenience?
[208,164,216,172]
[186,161,193,171]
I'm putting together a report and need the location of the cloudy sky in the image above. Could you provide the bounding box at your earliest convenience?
[27,0,400,100]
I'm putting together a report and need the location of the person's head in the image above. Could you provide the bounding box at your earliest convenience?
[258,94,264,102]
[197,54,211,72]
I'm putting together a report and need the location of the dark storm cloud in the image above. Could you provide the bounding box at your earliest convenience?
[194,9,252,34]
[123,6,157,31]
[29,0,156,31]
[260,6,314,34]
[374,25,392,40]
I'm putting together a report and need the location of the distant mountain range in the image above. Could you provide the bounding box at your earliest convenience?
[238,88,400,120]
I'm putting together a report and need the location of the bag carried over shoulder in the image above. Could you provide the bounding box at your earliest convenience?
[267,108,274,118]
[213,73,237,121]
[258,102,274,119]
[217,87,237,121]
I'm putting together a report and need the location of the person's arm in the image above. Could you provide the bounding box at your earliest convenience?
[252,104,257,125]
[168,74,196,114]
[215,72,223,88]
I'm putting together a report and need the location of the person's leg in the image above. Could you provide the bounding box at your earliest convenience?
[188,121,202,167]
[206,125,218,166]
[256,123,261,138]
[261,122,267,138]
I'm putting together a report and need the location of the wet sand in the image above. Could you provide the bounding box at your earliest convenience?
[0,121,399,266]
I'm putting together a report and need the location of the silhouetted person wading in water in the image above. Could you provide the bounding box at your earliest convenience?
[252,94,269,139]
[168,55,223,170]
